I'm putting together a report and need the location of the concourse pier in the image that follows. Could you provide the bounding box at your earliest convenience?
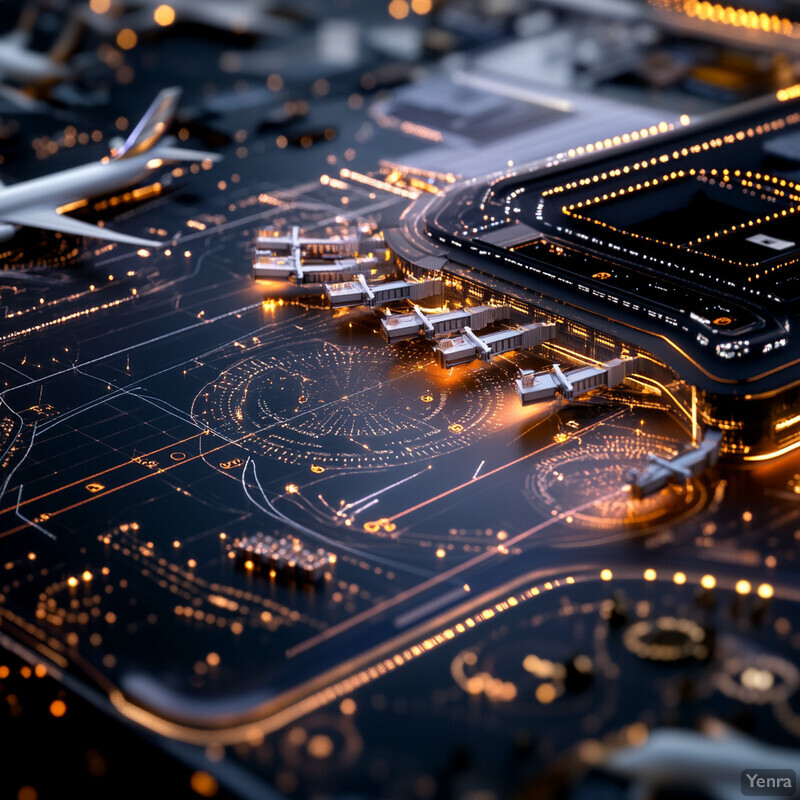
[253,226,384,284]
[433,322,556,368]
[253,253,381,283]
[516,357,643,404]
[627,429,723,499]
[381,304,513,343]
[324,274,443,309]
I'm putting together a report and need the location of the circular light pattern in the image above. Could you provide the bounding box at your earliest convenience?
[278,714,363,777]
[194,341,508,470]
[623,616,710,662]
[715,655,799,705]
[524,427,707,531]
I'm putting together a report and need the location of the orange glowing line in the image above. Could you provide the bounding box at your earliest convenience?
[743,438,800,461]
[0,430,248,539]
[0,431,205,521]
[386,409,625,524]
[630,374,693,421]
[287,465,626,660]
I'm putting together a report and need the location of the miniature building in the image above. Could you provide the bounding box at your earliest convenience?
[233,533,335,584]
[516,357,642,404]
[433,321,556,368]
[324,274,443,309]
[381,304,513,343]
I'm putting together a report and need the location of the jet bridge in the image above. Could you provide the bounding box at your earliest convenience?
[324,274,443,309]
[254,226,382,284]
[516,357,642,404]
[433,322,556,368]
[253,254,380,283]
[381,304,513,343]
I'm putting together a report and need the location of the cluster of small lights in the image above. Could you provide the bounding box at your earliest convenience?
[653,0,800,37]
[559,167,800,271]
[563,121,674,161]
[524,107,800,308]
[0,295,135,344]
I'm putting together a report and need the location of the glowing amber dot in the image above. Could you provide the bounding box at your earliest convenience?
[27,552,36,561]
[244,560,254,571]
[411,0,432,12]
[388,0,409,19]
[340,698,356,715]
[758,583,774,599]
[700,574,716,590]
[90,0,110,11]
[116,28,137,50]
[17,787,37,800]
[153,4,176,26]
[190,770,218,797]
[285,483,299,494]
[34,665,47,678]
[307,733,335,759]
[49,699,67,717]
[535,683,557,704]
[172,540,181,549]
[206,652,220,667]
[82,570,93,582]
[643,568,657,582]
[735,579,752,595]
[435,548,446,559]
[673,572,687,585]
[0,665,9,679]
[67,576,79,588]
[600,569,613,581]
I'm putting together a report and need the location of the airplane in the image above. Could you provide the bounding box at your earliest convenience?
[600,722,800,800]
[0,86,221,248]
[0,6,84,112]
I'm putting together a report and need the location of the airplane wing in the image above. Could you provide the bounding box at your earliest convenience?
[0,83,49,113]
[0,207,164,248]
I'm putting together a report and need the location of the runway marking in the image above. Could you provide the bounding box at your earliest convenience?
[0,301,263,398]
[387,409,625,523]
[286,481,626,658]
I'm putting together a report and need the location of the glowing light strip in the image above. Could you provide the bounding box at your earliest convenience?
[743,438,800,461]
[775,413,800,432]
[653,0,800,38]
[339,168,420,199]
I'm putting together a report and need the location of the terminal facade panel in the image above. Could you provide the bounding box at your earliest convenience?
[386,88,800,461]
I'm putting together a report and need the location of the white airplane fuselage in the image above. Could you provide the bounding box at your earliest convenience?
[0,150,163,216]
[0,43,71,84]
[0,86,218,248]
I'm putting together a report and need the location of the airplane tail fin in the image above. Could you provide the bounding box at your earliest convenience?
[3,2,38,48]
[113,87,182,160]
[48,14,85,64]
